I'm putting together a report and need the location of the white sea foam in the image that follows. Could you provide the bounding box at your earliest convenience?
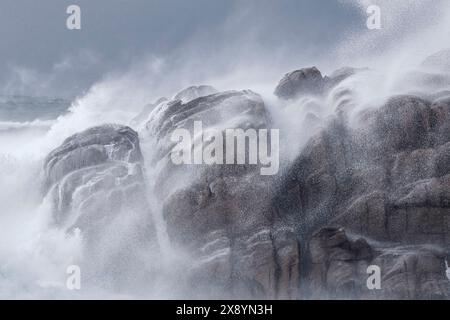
[1,1,450,298]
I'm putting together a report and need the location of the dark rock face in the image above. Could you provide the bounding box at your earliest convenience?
[274,67,325,99]
[274,67,363,100]
[276,94,450,246]
[173,85,218,103]
[43,124,158,289]
[145,90,300,299]
[131,86,217,128]
[39,63,450,299]
[273,65,450,297]
[43,124,153,238]
[271,60,450,298]
[308,227,450,299]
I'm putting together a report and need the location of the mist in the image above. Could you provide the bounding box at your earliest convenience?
[1,0,450,299]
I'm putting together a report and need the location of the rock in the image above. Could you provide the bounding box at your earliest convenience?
[274,67,325,99]
[269,85,450,298]
[43,124,158,290]
[132,84,217,130]
[372,95,432,151]
[43,124,155,249]
[36,64,450,298]
[274,66,365,101]
[144,90,299,299]
[173,85,218,103]
[44,125,142,189]
[308,227,450,299]
[145,89,268,176]
[275,93,450,248]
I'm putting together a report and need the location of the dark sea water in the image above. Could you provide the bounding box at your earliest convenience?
[0,95,71,122]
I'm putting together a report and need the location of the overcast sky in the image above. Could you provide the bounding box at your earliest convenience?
[0,1,365,98]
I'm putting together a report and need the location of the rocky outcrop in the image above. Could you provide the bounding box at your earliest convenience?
[131,86,217,128]
[44,124,146,229]
[38,62,450,299]
[43,124,158,289]
[273,62,450,298]
[274,66,363,100]
[173,85,218,103]
[145,89,299,299]
[308,227,450,299]
[275,93,450,246]
[274,67,325,99]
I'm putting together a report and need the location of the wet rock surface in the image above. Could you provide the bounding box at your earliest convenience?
[274,66,364,100]
[274,65,450,298]
[307,227,450,299]
[274,67,326,99]
[43,124,158,288]
[44,125,147,231]
[144,89,299,298]
[276,94,450,248]
[173,85,218,103]
[41,61,450,298]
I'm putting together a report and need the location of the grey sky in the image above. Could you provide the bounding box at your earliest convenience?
[0,0,362,98]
